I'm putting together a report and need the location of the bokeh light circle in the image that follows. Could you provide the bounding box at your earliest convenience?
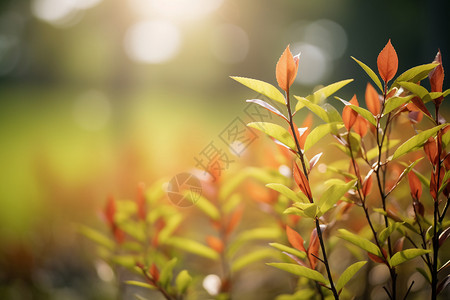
[292,43,330,85]
[124,19,181,64]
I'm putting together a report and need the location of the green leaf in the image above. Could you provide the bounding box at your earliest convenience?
[337,229,382,257]
[266,183,307,203]
[317,180,356,216]
[442,129,450,148]
[112,255,137,269]
[158,214,183,244]
[77,225,115,250]
[294,96,329,122]
[351,56,383,92]
[248,122,296,151]
[392,63,439,88]
[304,122,344,151]
[392,124,447,160]
[335,97,377,126]
[287,203,318,219]
[323,103,343,123]
[269,243,307,259]
[164,237,219,260]
[231,248,276,272]
[231,76,286,105]
[125,280,156,290]
[175,270,192,294]
[267,263,328,284]
[194,195,220,220]
[159,257,177,288]
[390,248,431,267]
[336,261,367,292]
[306,79,354,104]
[379,222,403,244]
[398,82,430,102]
[276,289,316,300]
[383,95,414,116]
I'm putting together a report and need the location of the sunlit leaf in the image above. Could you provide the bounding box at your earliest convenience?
[246,99,288,122]
[306,79,354,104]
[276,289,316,300]
[307,228,320,269]
[175,270,192,294]
[112,255,137,269]
[379,222,403,244]
[164,237,219,260]
[267,263,328,284]
[337,229,382,257]
[231,248,276,272]
[294,96,329,122]
[392,63,439,88]
[266,183,307,203]
[351,56,383,92]
[365,82,381,116]
[377,39,398,83]
[226,206,244,235]
[206,235,225,253]
[159,257,177,288]
[317,180,356,216]
[276,45,299,92]
[336,261,367,292]
[383,95,414,116]
[304,122,343,151]
[337,96,377,127]
[293,162,312,200]
[248,122,296,150]
[231,76,286,105]
[158,214,183,244]
[194,194,220,220]
[390,248,431,267]
[392,124,447,160]
[78,225,115,251]
[286,226,306,252]
[125,280,156,290]
[287,203,318,219]
[269,243,307,259]
[398,82,433,103]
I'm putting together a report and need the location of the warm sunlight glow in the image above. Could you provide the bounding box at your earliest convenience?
[124,20,181,64]
[129,0,224,20]
[293,43,330,85]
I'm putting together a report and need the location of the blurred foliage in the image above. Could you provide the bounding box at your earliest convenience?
[0,0,449,299]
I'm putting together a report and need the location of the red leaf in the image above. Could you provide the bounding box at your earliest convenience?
[298,113,313,150]
[368,248,387,263]
[429,50,444,93]
[377,39,398,83]
[150,263,160,282]
[104,194,116,228]
[430,168,445,200]
[343,95,359,130]
[307,229,320,270]
[354,116,369,137]
[286,226,306,252]
[394,237,405,254]
[424,137,438,165]
[362,174,373,197]
[206,235,225,253]
[411,96,432,118]
[226,206,244,235]
[276,45,300,92]
[136,182,146,221]
[365,82,381,116]
[408,171,422,201]
[113,227,126,244]
[293,162,312,201]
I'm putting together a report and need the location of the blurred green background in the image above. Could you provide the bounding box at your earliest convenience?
[0,0,449,299]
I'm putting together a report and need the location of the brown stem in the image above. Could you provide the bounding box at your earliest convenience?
[285,89,339,299]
